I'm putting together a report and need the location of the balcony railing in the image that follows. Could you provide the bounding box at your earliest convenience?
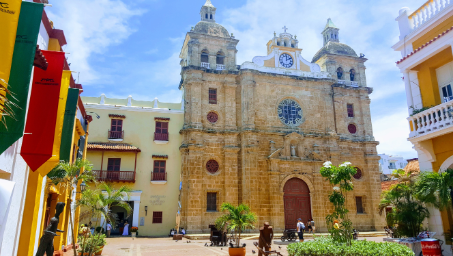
[93,170,135,182]
[338,80,359,87]
[216,64,225,70]
[408,0,452,32]
[151,172,167,181]
[408,100,453,138]
[201,62,210,69]
[154,132,168,141]
[108,130,124,140]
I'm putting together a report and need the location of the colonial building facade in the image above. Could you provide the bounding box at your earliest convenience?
[179,0,384,233]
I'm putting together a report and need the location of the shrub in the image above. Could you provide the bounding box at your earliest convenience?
[95,226,104,233]
[287,236,414,256]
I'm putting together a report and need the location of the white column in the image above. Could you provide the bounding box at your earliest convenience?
[396,7,412,40]
[409,71,423,109]
[403,72,414,115]
[132,201,140,227]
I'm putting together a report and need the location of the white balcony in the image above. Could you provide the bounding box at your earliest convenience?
[408,0,452,33]
[338,80,359,87]
[216,64,225,70]
[201,62,210,69]
[408,99,453,139]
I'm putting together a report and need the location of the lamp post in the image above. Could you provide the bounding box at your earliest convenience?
[80,181,86,193]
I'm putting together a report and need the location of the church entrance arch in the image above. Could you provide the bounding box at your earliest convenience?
[283,178,312,230]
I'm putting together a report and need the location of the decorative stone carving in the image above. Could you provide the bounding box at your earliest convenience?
[291,145,296,157]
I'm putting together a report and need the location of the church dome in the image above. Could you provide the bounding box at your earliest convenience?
[193,21,230,38]
[312,41,358,63]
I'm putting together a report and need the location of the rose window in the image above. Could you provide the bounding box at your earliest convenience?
[348,124,357,134]
[277,99,303,127]
[206,160,219,174]
[207,112,218,123]
[354,167,362,180]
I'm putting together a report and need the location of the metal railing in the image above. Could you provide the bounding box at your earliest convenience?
[408,100,453,138]
[151,172,167,181]
[201,62,210,69]
[154,132,169,141]
[338,80,359,87]
[93,170,135,182]
[216,64,225,70]
[108,130,124,139]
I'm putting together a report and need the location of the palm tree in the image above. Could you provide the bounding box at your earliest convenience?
[415,169,453,210]
[215,203,256,247]
[47,159,94,256]
[78,182,132,255]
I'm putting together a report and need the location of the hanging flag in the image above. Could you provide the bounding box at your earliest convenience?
[0,0,22,83]
[0,0,22,116]
[0,1,43,155]
[21,51,65,171]
[60,88,79,162]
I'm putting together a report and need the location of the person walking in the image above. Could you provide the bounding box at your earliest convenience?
[296,218,305,242]
[311,219,315,234]
[122,221,129,236]
[119,220,124,235]
[106,220,112,238]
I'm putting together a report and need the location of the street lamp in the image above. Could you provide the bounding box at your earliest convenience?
[80,181,86,193]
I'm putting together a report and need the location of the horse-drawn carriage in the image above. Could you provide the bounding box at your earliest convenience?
[209,225,227,246]
[280,229,297,242]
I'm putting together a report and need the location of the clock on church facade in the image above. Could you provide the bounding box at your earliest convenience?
[178,0,384,234]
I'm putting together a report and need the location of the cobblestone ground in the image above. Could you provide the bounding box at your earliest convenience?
[83,236,385,256]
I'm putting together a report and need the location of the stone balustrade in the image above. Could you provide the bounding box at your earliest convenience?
[409,0,452,32]
[338,80,359,87]
[201,62,210,69]
[216,64,225,70]
[408,99,453,138]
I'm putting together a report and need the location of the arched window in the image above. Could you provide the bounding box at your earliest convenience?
[205,14,208,19]
[350,69,356,81]
[201,50,209,63]
[277,41,280,46]
[216,52,225,65]
[210,14,213,19]
[337,67,343,79]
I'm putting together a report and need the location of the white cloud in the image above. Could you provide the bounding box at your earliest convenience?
[46,0,144,83]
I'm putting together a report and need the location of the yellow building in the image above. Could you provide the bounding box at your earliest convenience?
[82,94,183,236]
[394,1,453,253]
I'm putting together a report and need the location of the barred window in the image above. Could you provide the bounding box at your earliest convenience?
[207,192,217,212]
[209,88,217,104]
[153,211,163,223]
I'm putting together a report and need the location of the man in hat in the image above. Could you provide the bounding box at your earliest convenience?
[258,222,274,256]
[296,218,305,242]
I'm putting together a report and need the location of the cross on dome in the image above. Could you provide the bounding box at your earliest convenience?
[282,26,289,33]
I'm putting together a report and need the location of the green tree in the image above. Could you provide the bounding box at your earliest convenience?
[215,203,256,247]
[320,161,356,246]
[415,169,453,210]
[78,182,132,255]
[47,159,95,256]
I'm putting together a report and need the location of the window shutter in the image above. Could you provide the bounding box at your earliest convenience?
[207,193,216,211]
[347,104,354,117]
[209,89,217,104]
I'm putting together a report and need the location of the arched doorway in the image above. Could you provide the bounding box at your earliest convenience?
[283,178,312,229]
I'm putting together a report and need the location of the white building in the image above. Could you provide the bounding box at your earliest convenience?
[378,154,408,175]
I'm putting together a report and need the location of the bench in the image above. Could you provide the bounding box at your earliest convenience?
[253,242,283,256]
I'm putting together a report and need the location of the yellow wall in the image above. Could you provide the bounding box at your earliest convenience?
[413,15,453,49]
[431,133,453,171]
[82,99,184,236]
[48,38,61,52]
[414,47,453,107]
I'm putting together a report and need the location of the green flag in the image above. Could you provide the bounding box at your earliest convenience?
[0,1,43,154]
[60,88,80,162]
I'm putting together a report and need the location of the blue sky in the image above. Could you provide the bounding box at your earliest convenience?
[47,0,427,159]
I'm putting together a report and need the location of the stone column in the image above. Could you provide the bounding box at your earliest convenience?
[186,146,204,233]
[186,77,203,130]
[132,201,140,227]
[268,163,283,231]
[240,133,260,220]
[365,154,386,229]
[224,80,237,131]
[403,72,414,114]
[239,74,256,130]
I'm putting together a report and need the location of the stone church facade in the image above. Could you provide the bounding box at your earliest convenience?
[179,0,384,233]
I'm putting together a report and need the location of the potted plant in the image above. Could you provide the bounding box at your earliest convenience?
[131,227,138,237]
[77,237,101,256]
[215,203,256,256]
[94,234,106,255]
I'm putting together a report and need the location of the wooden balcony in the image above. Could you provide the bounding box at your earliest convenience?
[108,130,124,140]
[151,172,167,181]
[154,132,168,142]
[93,170,135,182]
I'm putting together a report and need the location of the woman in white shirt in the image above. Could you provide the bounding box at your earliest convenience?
[122,221,129,236]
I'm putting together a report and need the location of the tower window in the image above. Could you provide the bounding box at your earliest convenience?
[205,14,208,19]
[347,104,354,117]
[201,51,209,63]
[209,88,217,104]
[350,69,356,81]
[210,14,213,19]
[337,67,343,79]
[216,52,224,65]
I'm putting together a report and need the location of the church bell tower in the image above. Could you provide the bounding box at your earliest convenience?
[322,18,339,46]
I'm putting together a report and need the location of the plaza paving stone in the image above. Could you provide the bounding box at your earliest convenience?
[62,236,385,256]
